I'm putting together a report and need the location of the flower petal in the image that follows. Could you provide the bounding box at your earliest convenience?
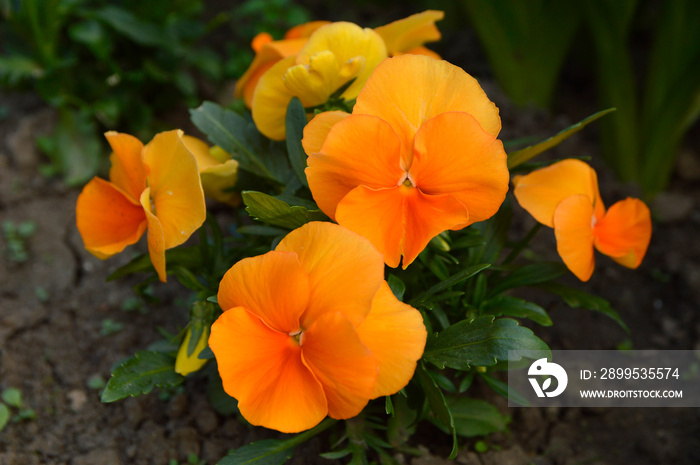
[251,55,298,141]
[402,188,470,268]
[302,110,349,157]
[181,134,219,171]
[143,130,206,249]
[174,326,209,376]
[236,38,307,107]
[594,198,651,269]
[210,307,327,433]
[335,185,405,268]
[296,22,387,100]
[217,251,309,334]
[374,10,444,55]
[200,160,240,206]
[306,114,404,219]
[356,282,426,397]
[140,187,167,282]
[553,194,596,282]
[76,177,146,259]
[513,159,604,228]
[302,311,377,420]
[411,112,509,225]
[285,20,331,39]
[353,55,501,163]
[397,45,441,59]
[251,32,273,52]
[105,131,147,202]
[275,222,384,329]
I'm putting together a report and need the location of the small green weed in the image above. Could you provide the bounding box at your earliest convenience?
[2,220,36,263]
[100,318,124,336]
[0,387,36,432]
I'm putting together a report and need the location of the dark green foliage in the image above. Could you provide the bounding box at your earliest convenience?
[101,351,183,402]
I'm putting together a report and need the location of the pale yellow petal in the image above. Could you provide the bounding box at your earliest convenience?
[296,22,387,100]
[252,55,297,141]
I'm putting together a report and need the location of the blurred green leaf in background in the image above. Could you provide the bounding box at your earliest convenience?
[0,0,311,186]
[462,0,700,197]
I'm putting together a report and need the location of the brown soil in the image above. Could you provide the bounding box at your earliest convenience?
[1,35,700,465]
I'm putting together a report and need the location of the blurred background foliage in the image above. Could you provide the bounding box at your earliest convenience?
[1,0,699,197]
[457,0,700,198]
[0,0,309,185]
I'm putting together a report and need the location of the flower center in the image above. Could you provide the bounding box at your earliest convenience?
[398,171,415,188]
[289,329,304,345]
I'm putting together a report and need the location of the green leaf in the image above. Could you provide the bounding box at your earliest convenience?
[207,367,238,416]
[410,264,491,308]
[106,247,201,281]
[69,20,111,60]
[385,395,394,415]
[1,388,22,408]
[0,55,43,85]
[219,418,336,465]
[319,450,352,460]
[463,0,582,108]
[13,408,36,421]
[0,404,9,432]
[39,108,103,186]
[417,364,458,459]
[101,351,183,403]
[171,266,206,292]
[93,5,165,47]
[198,346,215,360]
[423,316,550,370]
[190,102,283,182]
[482,295,552,326]
[237,225,288,236]
[486,262,567,298]
[538,282,629,332]
[479,372,530,406]
[471,199,512,264]
[507,108,616,169]
[445,397,509,438]
[242,191,327,229]
[218,439,293,465]
[387,274,406,301]
[285,97,309,187]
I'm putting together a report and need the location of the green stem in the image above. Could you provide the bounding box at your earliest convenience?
[502,223,542,265]
[286,418,337,448]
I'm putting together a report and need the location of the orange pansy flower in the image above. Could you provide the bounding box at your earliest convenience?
[303,55,509,268]
[209,222,427,433]
[75,130,206,282]
[513,159,652,281]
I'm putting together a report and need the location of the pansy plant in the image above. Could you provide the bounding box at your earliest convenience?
[81,10,650,465]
